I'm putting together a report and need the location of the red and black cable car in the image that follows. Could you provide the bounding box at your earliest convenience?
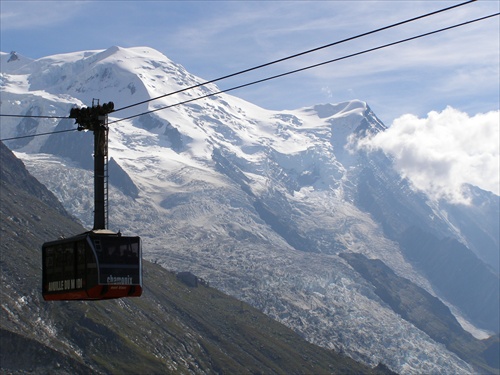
[42,101,143,301]
[42,230,142,300]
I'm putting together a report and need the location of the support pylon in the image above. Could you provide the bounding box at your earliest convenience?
[69,100,114,230]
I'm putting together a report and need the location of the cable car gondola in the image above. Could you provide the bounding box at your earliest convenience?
[42,101,143,301]
[42,230,142,300]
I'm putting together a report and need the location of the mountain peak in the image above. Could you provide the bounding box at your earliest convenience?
[310,100,367,119]
[0,51,34,73]
[92,45,174,65]
[91,45,124,62]
[7,51,20,63]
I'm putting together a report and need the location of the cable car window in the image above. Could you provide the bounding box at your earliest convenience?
[76,242,85,277]
[52,245,63,281]
[125,241,140,264]
[63,245,74,280]
[93,237,141,286]
[86,243,98,288]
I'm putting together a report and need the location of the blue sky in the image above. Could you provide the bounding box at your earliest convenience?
[1,1,499,198]
[1,0,498,124]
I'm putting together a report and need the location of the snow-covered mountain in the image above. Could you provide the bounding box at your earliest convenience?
[1,47,498,374]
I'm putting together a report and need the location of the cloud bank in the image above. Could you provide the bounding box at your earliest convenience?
[357,107,499,204]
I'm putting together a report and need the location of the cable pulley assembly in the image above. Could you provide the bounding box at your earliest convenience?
[69,102,115,131]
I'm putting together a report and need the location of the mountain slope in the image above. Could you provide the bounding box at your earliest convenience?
[340,252,498,374]
[1,46,498,374]
[1,141,389,374]
[352,149,500,333]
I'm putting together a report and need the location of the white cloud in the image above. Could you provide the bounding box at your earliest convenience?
[0,1,85,30]
[357,107,500,204]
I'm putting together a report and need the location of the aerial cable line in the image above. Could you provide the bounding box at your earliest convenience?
[112,0,477,114]
[0,114,71,119]
[0,1,476,122]
[108,12,499,125]
[1,11,497,142]
[0,0,479,123]
[0,128,77,142]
